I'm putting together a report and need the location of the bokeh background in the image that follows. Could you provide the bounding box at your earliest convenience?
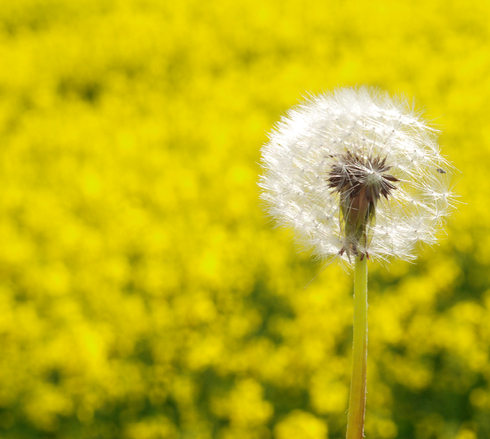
[0,0,488,438]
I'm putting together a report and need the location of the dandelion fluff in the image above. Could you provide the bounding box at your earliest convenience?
[259,86,455,262]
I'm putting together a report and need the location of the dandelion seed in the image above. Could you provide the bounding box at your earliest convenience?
[259,86,455,263]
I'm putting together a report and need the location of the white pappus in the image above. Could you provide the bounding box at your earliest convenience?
[259,86,455,263]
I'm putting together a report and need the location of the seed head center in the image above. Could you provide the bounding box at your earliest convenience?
[326,151,400,259]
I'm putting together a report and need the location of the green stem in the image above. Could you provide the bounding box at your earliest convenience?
[346,256,368,439]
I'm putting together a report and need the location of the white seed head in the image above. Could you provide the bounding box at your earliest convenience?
[259,86,455,263]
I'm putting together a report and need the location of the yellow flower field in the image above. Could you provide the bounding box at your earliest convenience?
[0,0,488,438]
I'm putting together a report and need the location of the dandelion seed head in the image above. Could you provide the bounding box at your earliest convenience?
[259,86,456,263]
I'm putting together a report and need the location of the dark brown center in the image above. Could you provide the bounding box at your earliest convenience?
[326,151,399,259]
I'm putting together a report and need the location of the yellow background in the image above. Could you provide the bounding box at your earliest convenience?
[0,0,487,438]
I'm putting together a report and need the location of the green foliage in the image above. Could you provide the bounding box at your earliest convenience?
[0,0,487,438]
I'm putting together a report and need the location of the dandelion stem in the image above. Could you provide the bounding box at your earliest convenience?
[346,256,368,439]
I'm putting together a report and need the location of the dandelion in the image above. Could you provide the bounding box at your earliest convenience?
[259,86,455,438]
